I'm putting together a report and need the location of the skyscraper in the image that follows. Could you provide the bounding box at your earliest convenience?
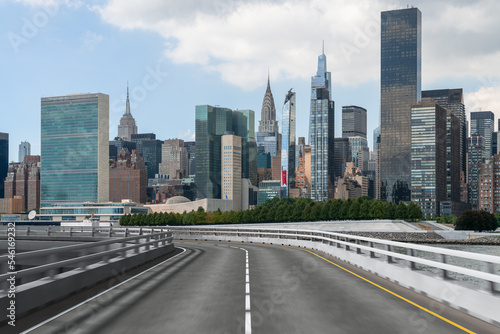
[109,148,147,204]
[373,126,380,152]
[41,93,109,205]
[380,7,422,203]
[309,48,335,201]
[221,133,242,210]
[159,139,189,179]
[233,109,258,186]
[422,89,466,172]
[281,89,296,198]
[18,141,31,163]
[258,73,279,133]
[257,74,280,158]
[131,133,163,180]
[410,99,452,217]
[117,84,138,141]
[195,105,233,199]
[342,106,367,138]
[0,132,9,198]
[468,134,485,210]
[470,111,494,158]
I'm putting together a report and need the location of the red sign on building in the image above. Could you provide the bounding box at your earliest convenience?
[282,170,287,186]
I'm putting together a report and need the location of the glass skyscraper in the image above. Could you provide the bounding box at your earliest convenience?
[41,93,109,205]
[422,89,466,172]
[380,7,422,203]
[257,74,280,158]
[0,132,8,198]
[281,89,296,198]
[309,49,335,201]
[233,109,258,186]
[195,105,233,199]
[470,111,494,158]
[342,105,367,138]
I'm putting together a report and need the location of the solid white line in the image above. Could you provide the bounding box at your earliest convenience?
[21,247,187,334]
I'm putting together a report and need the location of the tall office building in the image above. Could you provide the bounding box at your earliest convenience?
[342,106,367,138]
[109,137,136,161]
[258,74,279,133]
[184,141,196,175]
[334,138,351,178]
[0,133,8,198]
[233,109,258,186]
[470,111,494,158]
[422,89,466,172]
[18,141,31,163]
[373,126,380,152]
[467,134,485,210]
[109,148,147,204]
[221,133,242,211]
[380,7,421,203]
[410,99,454,217]
[117,85,138,141]
[41,93,109,205]
[195,105,233,199]
[131,133,163,180]
[257,75,280,158]
[309,48,335,201]
[159,139,188,179]
[348,136,369,171]
[281,89,296,198]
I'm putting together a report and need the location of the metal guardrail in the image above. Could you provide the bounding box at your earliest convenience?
[169,226,500,292]
[0,228,173,291]
[0,226,170,238]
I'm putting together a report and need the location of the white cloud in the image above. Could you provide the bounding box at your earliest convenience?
[89,0,500,92]
[465,85,500,122]
[179,129,195,141]
[81,31,103,51]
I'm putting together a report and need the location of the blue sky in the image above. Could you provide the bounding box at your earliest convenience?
[1,0,499,162]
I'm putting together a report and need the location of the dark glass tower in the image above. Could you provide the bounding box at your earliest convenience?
[380,7,422,203]
[195,105,233,199]
[422,89,466,173]
[470,111,494,158]
[131,133,162,180]
[342,105,367,138]
[233,109,258,186]
[0,132,8,198]
[309,48,335,201]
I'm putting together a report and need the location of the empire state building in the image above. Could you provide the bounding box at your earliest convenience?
[118,84,138,141]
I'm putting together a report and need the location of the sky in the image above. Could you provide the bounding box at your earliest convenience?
[1,0,500,162]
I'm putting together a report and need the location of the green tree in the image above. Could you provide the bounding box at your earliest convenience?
[348,199,361,220]
[406,202,423,221]
[302,203,314,221]
[329,199,342,220]
[395,202,408,220]
[359,200,372,220]
[339,199,352,220]
[455,210,482,231]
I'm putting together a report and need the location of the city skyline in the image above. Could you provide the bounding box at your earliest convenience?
[1,1,500,162]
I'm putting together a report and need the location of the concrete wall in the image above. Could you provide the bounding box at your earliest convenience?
[146,198,233,214]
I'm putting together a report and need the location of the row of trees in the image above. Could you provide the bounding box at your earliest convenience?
[120,197,424,226]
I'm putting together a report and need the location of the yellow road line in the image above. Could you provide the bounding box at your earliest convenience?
[180,239,476,333]
[300,248,476,334]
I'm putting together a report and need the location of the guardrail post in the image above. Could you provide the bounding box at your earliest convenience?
[69,227,73,237]
[103,244,110,263]
[91,228,95,237]
[46,226,51,236]
[441,254,449,279]
[108,228,112,237]
[487,262,497,293]
[47,253,57,279]
[407,248,416,270]
[125,229,129,237]
[121,241,127,258]
[369,241,375,258]
[296,231,299,240]
[336,235,341,248]
[386,244,393,263]
[145,236,150,251]
[356,239,362,254]
[26,226,30,236]
[79,249,87,269]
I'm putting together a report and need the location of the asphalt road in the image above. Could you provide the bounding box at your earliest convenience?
[15,241,500,334]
